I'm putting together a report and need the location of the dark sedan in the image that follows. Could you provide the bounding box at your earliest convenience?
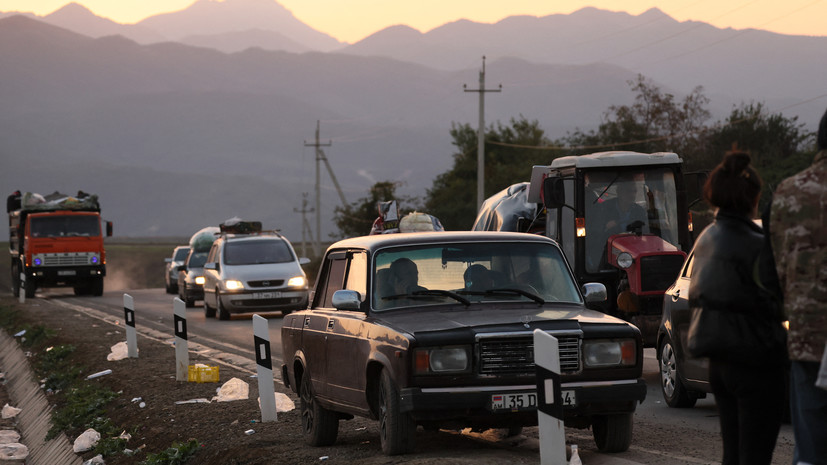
[281,232,647,455]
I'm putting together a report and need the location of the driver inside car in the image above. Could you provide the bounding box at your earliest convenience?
[389,258,426,294]
[464,264,493,292]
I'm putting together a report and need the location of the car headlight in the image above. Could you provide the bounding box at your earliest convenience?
[414,346,470,374]
[583,339,636,367]
[224,279,244,290]
[287,276,306,288]
[616,252,633,269]
[194,276,205,285]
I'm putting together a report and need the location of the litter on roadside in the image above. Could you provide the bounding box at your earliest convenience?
[1,404,21,419]
[12,330,25,337]
[257,392,295,412]
[213,377,248,402]
[0,430,21,444]
[86,369,112,380]
[82,454,105,465]
[187,364,219,383]
[0,443,28,461]
[175,399,211,405]
[107,341,131,361]
[73,428,100,453]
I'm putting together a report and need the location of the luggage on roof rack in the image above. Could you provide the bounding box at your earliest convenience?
[219,220,262,235]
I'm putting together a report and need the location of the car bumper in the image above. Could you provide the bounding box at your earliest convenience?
[399,378,646,425]
[220,290,308,313]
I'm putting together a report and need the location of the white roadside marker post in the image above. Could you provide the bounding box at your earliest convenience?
[534,329,567,465]
[18,273,25,303]
[123,294,138,358]
[173,298,189,381]
[253,314,277,422]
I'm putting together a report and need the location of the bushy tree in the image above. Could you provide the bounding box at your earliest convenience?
[424,116,564,230]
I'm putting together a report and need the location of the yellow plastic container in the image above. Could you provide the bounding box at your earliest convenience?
[187,364,219,383]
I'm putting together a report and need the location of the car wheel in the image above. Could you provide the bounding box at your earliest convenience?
[299,371,338,446]
[659,337,697,408]
[217,292,230,320]
[378,369,416,455]
[91,277,104,297]
[592,413,633,452]
[24,275,36,298]
[204,291,216,318]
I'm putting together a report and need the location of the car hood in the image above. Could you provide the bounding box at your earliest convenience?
[375,304,629,334]
[223,262,303,284]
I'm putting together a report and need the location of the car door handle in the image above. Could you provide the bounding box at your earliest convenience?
[327,319,335,331]
[672,290,680,302]
[304,317,310,327]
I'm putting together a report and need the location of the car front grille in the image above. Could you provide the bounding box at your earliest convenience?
[230,297,303,307]
[34,252,98,266]
[478,334,580,376]
[639,255,685,292]
[247,279,285,288]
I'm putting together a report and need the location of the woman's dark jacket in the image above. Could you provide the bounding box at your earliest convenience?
[688,209,787,365]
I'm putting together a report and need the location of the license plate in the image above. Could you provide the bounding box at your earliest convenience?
[58,270,76,276]
[491,393,537,411]
[251,292,280,299]
[490,390,576,411]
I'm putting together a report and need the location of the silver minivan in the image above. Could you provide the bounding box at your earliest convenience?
[202,232,310,320]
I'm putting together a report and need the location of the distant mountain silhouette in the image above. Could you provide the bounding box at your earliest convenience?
[44,2,164,43]
[137,0,342,51]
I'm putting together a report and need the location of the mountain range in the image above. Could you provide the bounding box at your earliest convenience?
[1,1,825,241]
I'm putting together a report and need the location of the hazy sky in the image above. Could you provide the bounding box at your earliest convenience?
[1,0,825,43]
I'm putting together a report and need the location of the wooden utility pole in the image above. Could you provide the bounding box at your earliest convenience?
[464,56,502,211]
[293,193,315,257]
[304,120,347,256]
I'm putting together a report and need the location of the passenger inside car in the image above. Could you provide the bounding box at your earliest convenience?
[464,264,493,291]
[389,258,425,294]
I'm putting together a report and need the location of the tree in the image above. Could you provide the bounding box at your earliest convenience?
[565,75,711,167]
[424,116,564,230]
[705,102,815,209]
[331,181,418,239]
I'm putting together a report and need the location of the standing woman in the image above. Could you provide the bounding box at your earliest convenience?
[687,151,788,465]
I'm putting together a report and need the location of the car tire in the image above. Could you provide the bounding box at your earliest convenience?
[204,291,216,318]
[659,337,697,408]
[378,369,416,455]
[592,413,633,453]
[217,292,230,320]
[24,275,36,298]
[300,371,339,446]
[90,277,104,297]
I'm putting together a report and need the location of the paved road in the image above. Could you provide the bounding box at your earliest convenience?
[32,286,796,464]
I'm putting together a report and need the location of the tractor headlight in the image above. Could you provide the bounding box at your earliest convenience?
[616,252,633,269]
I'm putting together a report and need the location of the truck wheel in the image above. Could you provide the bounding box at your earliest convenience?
[300,371,338,446]
[11,263,20,298]
[91,277,104,297]
[592,413,633,453]
[217,293,230,320]
[659,337,696,408]
[378,369,416,455]
[204,291,216,318]
[24,276,36,298]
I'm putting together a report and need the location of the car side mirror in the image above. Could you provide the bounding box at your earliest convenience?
[582,282,607,303]
[299,257,311,266]
[331,290,362,311]
[106,221,113,237]
[542,177,565,208]
[204,262,217,271]
[165,258,172,263]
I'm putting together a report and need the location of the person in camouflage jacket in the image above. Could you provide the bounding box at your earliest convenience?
[771,106,827,465]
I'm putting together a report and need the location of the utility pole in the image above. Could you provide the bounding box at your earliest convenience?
[304,120,347,255]
[464,56,502,211]
[293,192,316,257]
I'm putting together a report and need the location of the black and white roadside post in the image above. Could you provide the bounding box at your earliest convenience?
[173,297,189,381]
[253,314,277,422]
[123,294,138,358]
[18,273,25,303]
[534,329,567,465]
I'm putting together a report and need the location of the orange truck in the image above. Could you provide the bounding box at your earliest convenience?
[7,191,112,298]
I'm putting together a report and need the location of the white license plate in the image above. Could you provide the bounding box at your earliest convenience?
[491,393,537,411]
[251,292,280,299]
[490,390,576,411]
[58,270,76,276]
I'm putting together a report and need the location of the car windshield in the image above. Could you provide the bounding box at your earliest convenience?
[173,248,190,261]
[223,239,294,265]
[187,251,208,268]
[583,167,679,273]
[30,215,99,237]
[373,241,581,310]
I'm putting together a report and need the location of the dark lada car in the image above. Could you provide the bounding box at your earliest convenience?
[281,232,647,455]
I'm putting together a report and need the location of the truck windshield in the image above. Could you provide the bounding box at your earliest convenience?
[224,239,294,265]
[583,168,679,273]
[30,215,100,238]
[373,241,582,310]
